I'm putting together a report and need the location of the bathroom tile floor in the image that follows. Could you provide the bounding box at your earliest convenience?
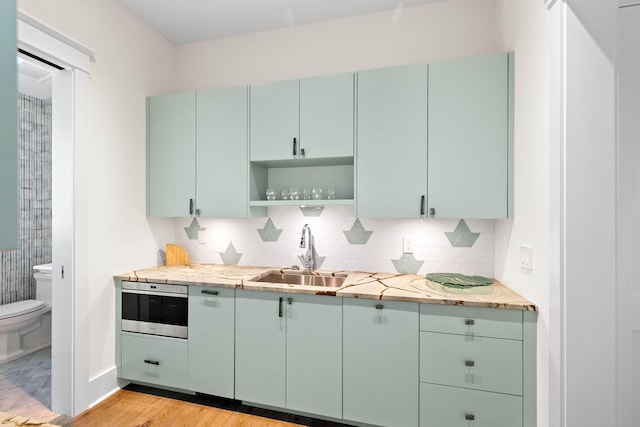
[0,347,65,423]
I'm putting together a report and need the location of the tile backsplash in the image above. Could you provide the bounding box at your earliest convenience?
[175,206,495,277]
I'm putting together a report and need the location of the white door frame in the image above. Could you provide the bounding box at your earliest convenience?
[616,4,640,427]
[17,11,94,417]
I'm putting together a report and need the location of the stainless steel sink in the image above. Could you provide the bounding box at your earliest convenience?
[253,272,347,287]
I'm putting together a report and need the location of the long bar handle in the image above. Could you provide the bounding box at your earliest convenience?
[201,289,219,296]
[278,297,284,318]
[144,359,160,366]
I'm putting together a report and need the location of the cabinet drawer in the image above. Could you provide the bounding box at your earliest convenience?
[420,383,522,427]
[420,331,522,395]
[420,304,522,340]
[121,333,188,390]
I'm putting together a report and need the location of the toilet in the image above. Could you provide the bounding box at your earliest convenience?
[0,263,52,364]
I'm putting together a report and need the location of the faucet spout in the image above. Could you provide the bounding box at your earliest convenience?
[299,224,314,271]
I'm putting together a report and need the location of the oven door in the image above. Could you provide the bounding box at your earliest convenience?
[121,289,188,338]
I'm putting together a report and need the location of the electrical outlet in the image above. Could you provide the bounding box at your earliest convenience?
[198,230,207,245]
[403,237,413,253]
[520,245,533,272]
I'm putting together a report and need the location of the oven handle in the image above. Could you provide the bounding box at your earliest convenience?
[122,289,188,298]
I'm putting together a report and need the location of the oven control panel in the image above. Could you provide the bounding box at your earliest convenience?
[122,281,188,295]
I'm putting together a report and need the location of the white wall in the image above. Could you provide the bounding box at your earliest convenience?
[493,1,550,425]
[172,0,500,92]
[18,0,176,412]
[560,1,617,425]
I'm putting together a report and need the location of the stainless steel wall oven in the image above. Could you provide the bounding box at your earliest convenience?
[121,281,188,339]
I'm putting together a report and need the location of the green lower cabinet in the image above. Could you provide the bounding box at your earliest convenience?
[343,299,419,427]
[235,290,286,407]
[420,383,522,427]
[286,294,342,419]
[121,333,188,390]
[235,290,343,419]
[187,286,235,399]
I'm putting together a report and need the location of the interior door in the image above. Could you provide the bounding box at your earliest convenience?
[617,5,640,426]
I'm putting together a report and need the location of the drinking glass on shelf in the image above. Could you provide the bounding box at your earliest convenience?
[312,187,323,200]
[281,189,290,200]
[266,188,276,200]
[327,187,336,200]
[290,188,299,200]
[302,188,312,200]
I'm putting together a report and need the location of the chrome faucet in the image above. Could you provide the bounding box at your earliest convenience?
[299,224,314,271]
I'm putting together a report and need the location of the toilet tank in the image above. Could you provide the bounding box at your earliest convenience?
[33,263,52,304]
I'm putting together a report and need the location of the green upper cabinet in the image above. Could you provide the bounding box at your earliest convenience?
[250,73,354,162]
[147,92,196,217]
[356,64,428,218]
[196,86,248,217]
[1,0,18,250]
[147,87,248,218]
[250,79,299,162]
[427,53,512,218]
[299,73,354,160]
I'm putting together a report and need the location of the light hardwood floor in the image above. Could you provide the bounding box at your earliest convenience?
[51,386,350,427]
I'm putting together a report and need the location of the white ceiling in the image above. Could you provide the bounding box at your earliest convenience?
[118,0,443,45]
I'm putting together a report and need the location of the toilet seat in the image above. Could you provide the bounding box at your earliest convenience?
[0,300,46,321]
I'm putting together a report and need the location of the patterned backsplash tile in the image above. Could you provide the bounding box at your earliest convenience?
[177,206,495,277]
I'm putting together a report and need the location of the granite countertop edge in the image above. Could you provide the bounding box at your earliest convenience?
[113,264,537,312]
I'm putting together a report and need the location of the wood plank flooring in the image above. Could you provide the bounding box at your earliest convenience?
[51,385,352,427]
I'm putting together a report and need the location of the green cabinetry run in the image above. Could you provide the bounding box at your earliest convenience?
[235,290,342,419]
[343,298,419,427]
[147,86,248,217]
[356,64,428,218]
[0,0,18,250]
[427,52,513,218]
[187,286,235,398]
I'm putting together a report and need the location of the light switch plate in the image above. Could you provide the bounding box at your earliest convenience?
[403,237,413,253]
[520,245,533,272]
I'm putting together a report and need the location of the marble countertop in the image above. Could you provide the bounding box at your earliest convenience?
[114,264,537,311]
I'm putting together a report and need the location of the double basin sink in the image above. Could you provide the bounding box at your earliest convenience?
[252,271,347,288]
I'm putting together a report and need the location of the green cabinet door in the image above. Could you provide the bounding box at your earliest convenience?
[235,290,286,407]
[188,286,235,398]
[286,294,342,419]
[428,53,511,218]
[0,0,17,249]
[147,92,196,217]
[343,299,419,427]
[250,79,299,161]
[196,87,248,217]
[299,73,354,159]
[357,64,428,218]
